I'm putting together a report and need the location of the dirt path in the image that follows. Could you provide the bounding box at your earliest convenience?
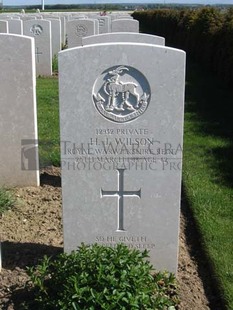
[0,167,224,309]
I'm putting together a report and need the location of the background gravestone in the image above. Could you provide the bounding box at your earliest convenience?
[96,16,111,34]
[66,19,97,47]
[45,18,62,57]
[0,20,8,33]
[8,19,23,35]
[23,19,52,76]
[111,19,139,32]
[0,34,39,187]
[83,32,165,46]
[59,42,185,273]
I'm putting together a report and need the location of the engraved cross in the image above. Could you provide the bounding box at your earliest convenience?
[35,47,43,63]
[101,169,141,232]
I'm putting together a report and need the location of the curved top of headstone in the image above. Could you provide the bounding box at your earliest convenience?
[111,19,139,33]
[82,32,165,46]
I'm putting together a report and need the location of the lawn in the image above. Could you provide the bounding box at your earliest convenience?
[36,76,60,167]
[183,61,233,309]
[36,59,233,309]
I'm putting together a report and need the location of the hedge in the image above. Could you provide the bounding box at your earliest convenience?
[133,7,233,85]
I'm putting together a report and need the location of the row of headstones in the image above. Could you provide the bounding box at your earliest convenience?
[0,12,139,76]
[0,11,136,42]
[0,28,185,273]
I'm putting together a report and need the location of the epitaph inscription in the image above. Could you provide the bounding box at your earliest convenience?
[101,169,141,231]
[93,65,150,123]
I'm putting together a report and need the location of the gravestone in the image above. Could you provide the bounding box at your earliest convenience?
[45,18,61,57]
[0,34,39,187]
[91,15,111,34]
[66,19,97,47]
[60,15,66,46]
[59,42,185,273]
[20,15,37,21]
[83,32,165,46]
[23,19,52,76]
[0,20,8,33]
[111,19,139,32]
[8,19,23,35]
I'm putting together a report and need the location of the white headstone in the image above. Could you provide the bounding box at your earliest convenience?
[8,19,23,35]
[20,15,37,21]
[66,19,97,48]
[112,19,139,33]
[0,34,39,187]
[0,20,8,33]
[46,18,61,57]
[59,42,185,273]
[83,32,165,46]
[60,15,66,46]
[23,19,52,76]
[97,16,111,34]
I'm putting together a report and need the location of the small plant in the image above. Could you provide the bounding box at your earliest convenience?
[24,243,179,309]
[0,188,15,215]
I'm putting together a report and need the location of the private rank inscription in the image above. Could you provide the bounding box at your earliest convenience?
[95,235,155,250]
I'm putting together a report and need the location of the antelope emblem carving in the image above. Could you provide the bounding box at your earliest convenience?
[104,66,140,111]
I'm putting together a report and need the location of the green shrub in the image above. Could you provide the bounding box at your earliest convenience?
[133,7,233,86]
[25,243,178,309]
[0,188,15,215]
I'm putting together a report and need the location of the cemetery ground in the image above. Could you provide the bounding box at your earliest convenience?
[0,59,232,309]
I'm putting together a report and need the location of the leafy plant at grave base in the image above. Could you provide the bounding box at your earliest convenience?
[0,188,15,215]
[23,243,178,309]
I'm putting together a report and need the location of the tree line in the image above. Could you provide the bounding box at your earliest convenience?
[132,7,233,86]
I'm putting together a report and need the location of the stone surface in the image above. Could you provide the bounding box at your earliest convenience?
[8,19,23,35]
[111,19,139,32]
[83,32,165,46]
[96,16,111,34]
[0,20,8,33]
[0,34,39,187]
[45,18,61,57]
[23,19,52,76]
[59,42,185,273]
[66,19,96,47]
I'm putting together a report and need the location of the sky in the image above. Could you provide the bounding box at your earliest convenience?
[2,0,233,5]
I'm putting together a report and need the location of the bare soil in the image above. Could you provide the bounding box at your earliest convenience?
[0,167,225,309]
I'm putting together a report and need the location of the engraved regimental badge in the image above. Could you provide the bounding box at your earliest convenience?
[76,24,88,37]
[93,65,151,123]
[30,24,43,36]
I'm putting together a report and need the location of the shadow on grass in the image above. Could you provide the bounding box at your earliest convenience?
[185,60,233,188]
[181,185,228,310]
[1,241,62,270]
[40,171,61,187]
[210,144,233,186]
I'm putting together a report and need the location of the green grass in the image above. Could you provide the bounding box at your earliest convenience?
[183,61,233,308]
[0,188,15,215]
[36,76,60,167]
